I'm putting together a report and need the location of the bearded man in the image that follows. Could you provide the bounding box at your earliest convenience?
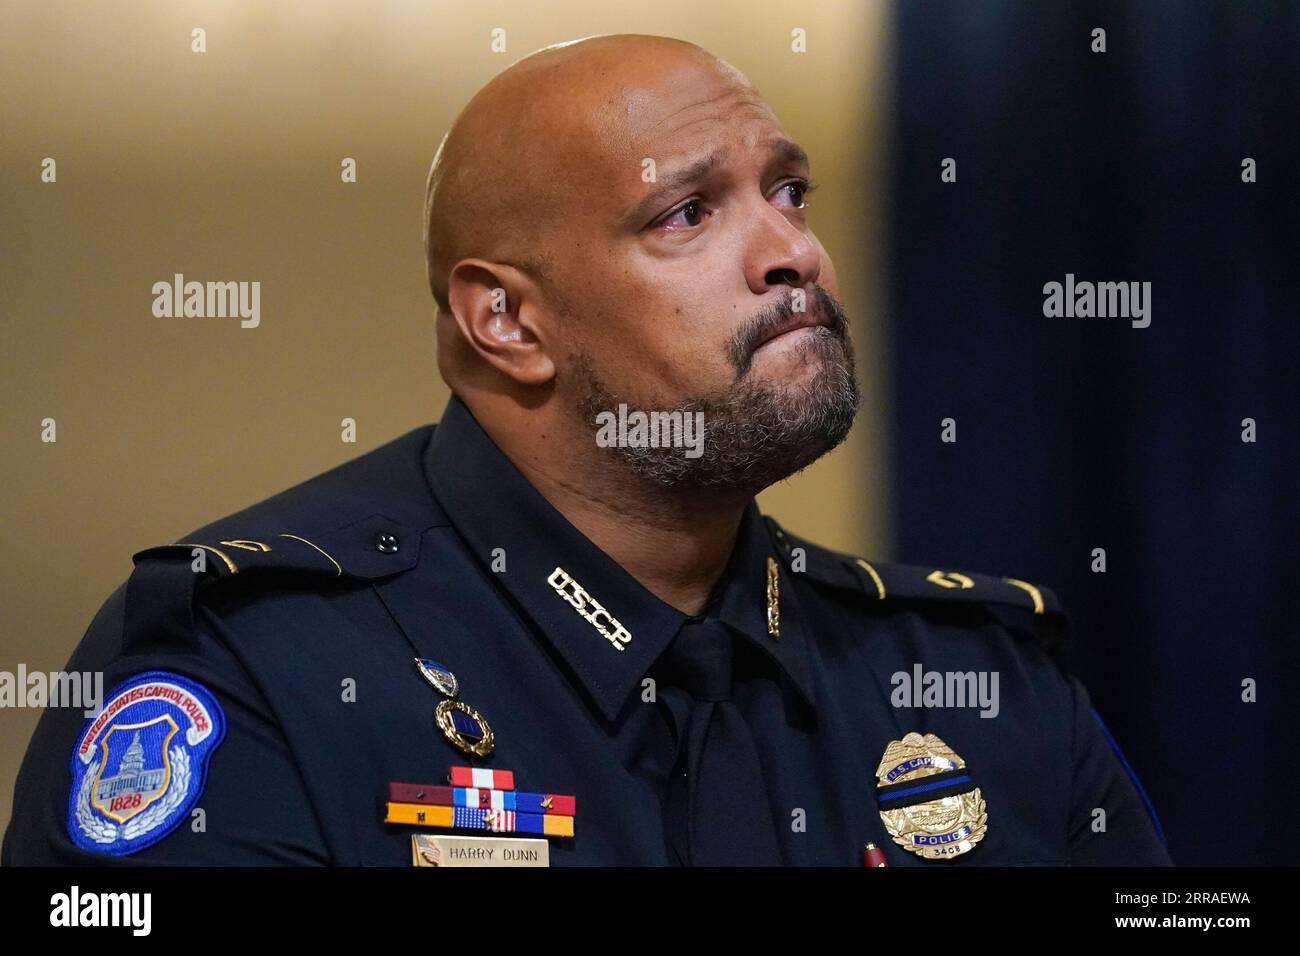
[4,34,1170,867]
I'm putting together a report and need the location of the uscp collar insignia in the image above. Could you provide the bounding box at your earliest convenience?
[66,670,226,855]
[547,566,632,651]
[874,731,987,860]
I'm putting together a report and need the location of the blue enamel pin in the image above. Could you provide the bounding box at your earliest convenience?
[66,670,226,855]
[414,657,460,698]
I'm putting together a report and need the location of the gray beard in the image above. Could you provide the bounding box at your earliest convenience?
[572,292,860,494]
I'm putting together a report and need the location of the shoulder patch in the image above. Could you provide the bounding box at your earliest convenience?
[66,671,226,855]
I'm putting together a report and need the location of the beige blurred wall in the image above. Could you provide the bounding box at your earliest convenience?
[0,1,892,839]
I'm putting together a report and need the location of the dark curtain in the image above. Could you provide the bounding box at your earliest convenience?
[890,0,1299,865]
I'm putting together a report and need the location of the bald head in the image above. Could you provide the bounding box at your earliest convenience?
[423,34,747,314]
[422,33,853,497]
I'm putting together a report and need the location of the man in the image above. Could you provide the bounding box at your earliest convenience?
[4,34,1169,866]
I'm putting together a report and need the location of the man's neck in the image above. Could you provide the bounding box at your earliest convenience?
[492,413,751,616]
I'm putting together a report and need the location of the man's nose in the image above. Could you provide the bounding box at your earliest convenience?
[745,204,822,295]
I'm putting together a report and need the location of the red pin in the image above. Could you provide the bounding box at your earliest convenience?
[863,842,889,867]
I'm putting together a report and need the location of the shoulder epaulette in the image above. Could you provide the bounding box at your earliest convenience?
[122,512,421,656]
[763,516,1068,661]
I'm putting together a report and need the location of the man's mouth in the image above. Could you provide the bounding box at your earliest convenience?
[753,309,832,352]
[728,290,848,376]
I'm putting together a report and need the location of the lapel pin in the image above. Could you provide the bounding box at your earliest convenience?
[434,699,495,758]
[414,657,460,698]
[413,658,494,757]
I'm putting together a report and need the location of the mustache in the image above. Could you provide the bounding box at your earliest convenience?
[727,286,850,375]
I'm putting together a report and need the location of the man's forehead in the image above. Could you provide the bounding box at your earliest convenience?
[425,37,791,304]
[618,59,768,130]
[564,70,793,213]
[586,61,779,156]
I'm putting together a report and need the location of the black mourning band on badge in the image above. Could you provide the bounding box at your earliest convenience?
[875,768,978,811]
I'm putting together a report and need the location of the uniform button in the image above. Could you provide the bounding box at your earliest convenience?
[375,531,400,554]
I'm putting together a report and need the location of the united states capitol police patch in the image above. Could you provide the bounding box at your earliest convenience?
[66,670,226,855]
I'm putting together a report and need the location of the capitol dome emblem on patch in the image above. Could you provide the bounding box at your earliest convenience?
[67,671,226,855]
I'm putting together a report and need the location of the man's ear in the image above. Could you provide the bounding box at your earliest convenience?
[445,259,556,386]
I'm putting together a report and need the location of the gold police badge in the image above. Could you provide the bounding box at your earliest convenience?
[874,732,987,860]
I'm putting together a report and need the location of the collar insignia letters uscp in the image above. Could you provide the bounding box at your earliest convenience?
[765,556,781,640]
[547,567,632,651]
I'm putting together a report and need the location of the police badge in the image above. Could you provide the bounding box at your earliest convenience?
[66,671,226,855]
[874,732,987,860]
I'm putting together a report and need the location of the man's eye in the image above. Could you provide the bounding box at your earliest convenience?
[776,178,818,208]
[657,199,707,231]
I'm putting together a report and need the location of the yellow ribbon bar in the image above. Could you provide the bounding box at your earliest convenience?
[385,802,454,827]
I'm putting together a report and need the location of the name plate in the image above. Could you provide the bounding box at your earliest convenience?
[411,833,550,867]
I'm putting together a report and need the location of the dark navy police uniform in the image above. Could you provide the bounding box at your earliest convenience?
[3,396,1171,865]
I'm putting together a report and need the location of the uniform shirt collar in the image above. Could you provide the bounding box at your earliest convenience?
[424,394,817,721]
